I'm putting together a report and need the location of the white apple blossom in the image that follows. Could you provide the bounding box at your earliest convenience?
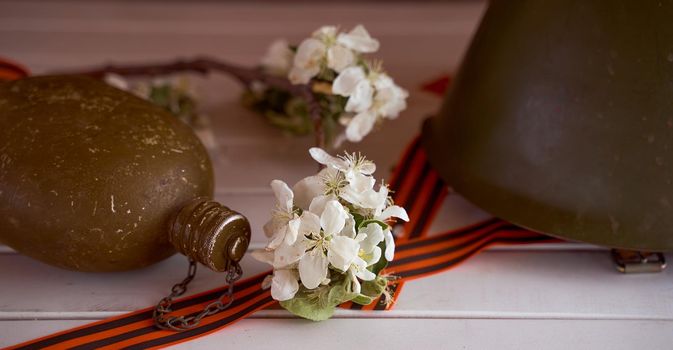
[309,147,375,177]
[332,66,408,142]
[261,39,294,76]
[312,25,338,41]
[298,199,358,288]
[260,269,300,301]
[382,228,396,262]
[289,38,326,84]
[291,168,331,210]
[332,66,373,113]
[310,26,356,74]
[358,223,384,263]
[346,254,376,294]
[326,44,355,73]
[337,25,380,53]
[253,250,300,300]
[287,25,378,85]
[254,148,408,319]
[252,25,406,147]
[308,147,378,205]
[263,180,301,249]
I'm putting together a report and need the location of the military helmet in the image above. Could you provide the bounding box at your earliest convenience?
[423,0,673,251]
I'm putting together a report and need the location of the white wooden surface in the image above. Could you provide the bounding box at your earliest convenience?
[1,1,672,349]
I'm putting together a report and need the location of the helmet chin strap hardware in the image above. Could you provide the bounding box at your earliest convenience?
[611,249,666,274]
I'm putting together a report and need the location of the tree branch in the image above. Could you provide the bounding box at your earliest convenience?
[53,57,326,148]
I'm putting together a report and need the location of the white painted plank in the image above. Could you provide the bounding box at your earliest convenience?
[1,1,670,348]
[1,318,672,350]
[0,2,485,25]
[0,1,483,72]
[1,249,671,320]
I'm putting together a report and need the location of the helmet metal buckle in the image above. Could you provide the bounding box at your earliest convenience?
[611,249,667,274]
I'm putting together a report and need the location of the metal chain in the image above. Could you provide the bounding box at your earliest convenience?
[153,259,243,331]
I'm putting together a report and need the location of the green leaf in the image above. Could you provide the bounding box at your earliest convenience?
[279,275,360,322]
[148,85,171,107]
[351,276,389,306]
[328,274,360,304]
[359,219,389,231]
[351,294,374,305]
[280,295,336,322]
[361,276,388,299]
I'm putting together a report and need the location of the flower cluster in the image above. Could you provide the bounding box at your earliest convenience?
[253,148,408,321]
[251,25,408,145]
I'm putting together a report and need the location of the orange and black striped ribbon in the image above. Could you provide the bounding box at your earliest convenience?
[6,137,558,350]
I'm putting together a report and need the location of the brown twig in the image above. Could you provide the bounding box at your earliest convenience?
[53,57,326,149]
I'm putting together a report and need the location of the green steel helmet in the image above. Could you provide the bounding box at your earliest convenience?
[422,0,673,251]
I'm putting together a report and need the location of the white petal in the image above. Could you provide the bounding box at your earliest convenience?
[263,216,285,238]
[356,266,376,281]
[267,225,287,249]
[103,73,130,91]
[328,236,360,271]
[364,246,382,266]
[251,249,274,265]
[298,211,321,237]
[354,232,368,243]
[308,195,331,217]
[292,174,325,210]
[358,162,376,175]
[261,39,294,75]
[298,249,329,289]
[348,172,376,193]
[289,38,324,84]
[288,66,319,85]
[379,205,409,222]
[337,24,380,53]
[270,179,294,212]
[349,269,362,294]
[271,269,299,301]
[294,38,326,69]
[327,45,355,73]
[361,223,385,251]
[344,80,373,113]
[312,26,338,40]
[352,257,376,280]
[341,187,382,210]
[345,110,377,142]
[309,147,347,170]
[372,73,394,90]
[339,186,368,208]
[262,275,273,289]
[332,66,366,97]
[284,216,301,245]
[374,185,390,213]
[339,214,356,238]
[384,229,396,261]
[320,200,347,235]
[375,84,409,119]
[273,242,305,269]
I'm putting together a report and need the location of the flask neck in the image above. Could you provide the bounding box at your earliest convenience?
[167,198,250,272]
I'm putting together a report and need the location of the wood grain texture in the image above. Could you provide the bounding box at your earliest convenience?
[1,319,672,350]
[1,1,672,348]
